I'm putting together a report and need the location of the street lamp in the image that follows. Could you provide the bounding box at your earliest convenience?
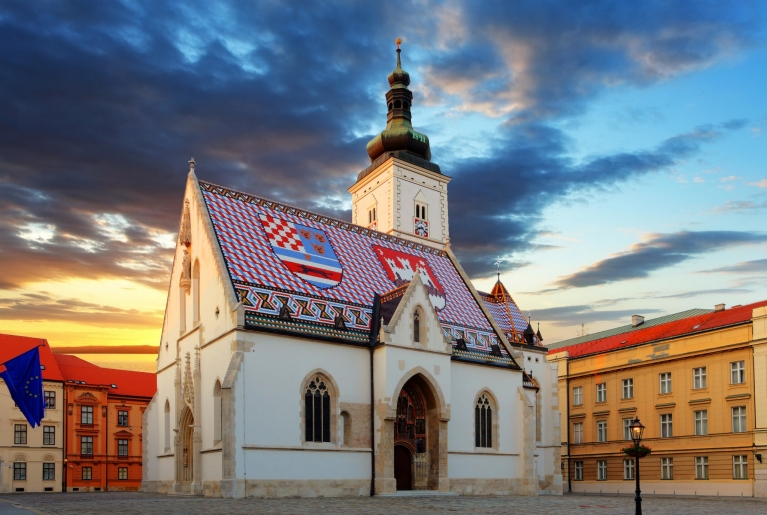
[630,418,645,515]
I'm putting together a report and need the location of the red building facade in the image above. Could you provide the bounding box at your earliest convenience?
[54,355,155,492]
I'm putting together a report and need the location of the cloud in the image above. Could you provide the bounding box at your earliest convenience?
[50,345,158,354]
[532,304,663,327]
[697,258,767,274]
[652,288,751,299]
[553,231,767,289]
[713,200,767,213]
[749,179,767,188]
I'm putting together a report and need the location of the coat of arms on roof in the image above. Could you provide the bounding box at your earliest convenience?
[373,245,445,310]
[258,214,343,289]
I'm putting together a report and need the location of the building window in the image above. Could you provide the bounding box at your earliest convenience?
[44,391,56,409]
[622,417,635,440]
[413,310,421,343]
[660,413,673,438]
[695,456,709,480]
[596,383,606,403]
[475,394,493,448]
[624,459,635,480]
[659,372,672,394]
[13,462,26,481]
[573,461,584,481]
[43,463,55,481]
[573,422,583,444]
[117,410,129,427]
[82,467,92,480]
[597,420,607,443]
[693,367,707,389]
[694,410,708,436]
[213,381,222,443]
[622,378,633,399]
[118,439,128,456]
[661,457,673,480]
[415,203,427,220]
[304,376,331,443]
[164,400,171,452]
[118,467,128,480]
[733,455,748,479]
[14,424,27,445]
[81,405,94,424]
[367,206,377,228]
[597,460,607,481]
[732,406,746,433]
[730,361,745,384]
[81,436,93,456]
[573,386,582,406]
[43,426,55,445]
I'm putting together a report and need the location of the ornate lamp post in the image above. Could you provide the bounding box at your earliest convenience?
[630,418,646,515]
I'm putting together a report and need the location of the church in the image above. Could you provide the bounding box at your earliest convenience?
[141,41,561,498]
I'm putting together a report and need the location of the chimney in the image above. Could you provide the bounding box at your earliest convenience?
[715,303,725,312]
[632,315,645,327]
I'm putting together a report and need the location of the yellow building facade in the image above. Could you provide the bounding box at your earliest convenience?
[549,301,767,497]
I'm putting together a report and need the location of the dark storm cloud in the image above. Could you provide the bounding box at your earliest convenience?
[0,294,163,327]
[553,231,767,289]
[0,0,760,294]
[697,258,767,274]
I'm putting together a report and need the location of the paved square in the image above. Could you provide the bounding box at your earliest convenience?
[2,492,766,515]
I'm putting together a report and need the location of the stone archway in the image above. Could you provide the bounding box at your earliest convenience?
[179,406,194,484]
[379,371,449,493]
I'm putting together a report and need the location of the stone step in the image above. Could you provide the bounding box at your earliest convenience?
[378,490,458,497]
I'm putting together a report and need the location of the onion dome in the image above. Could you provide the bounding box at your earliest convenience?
[366,38,432,162]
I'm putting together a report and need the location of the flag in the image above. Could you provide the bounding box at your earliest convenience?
[0,347,45,427]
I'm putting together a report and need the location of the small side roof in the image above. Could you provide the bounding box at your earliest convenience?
[0,333,63,382]
[53,354,156,398]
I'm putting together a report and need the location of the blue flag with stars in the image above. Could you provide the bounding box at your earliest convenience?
[0,347,45,427]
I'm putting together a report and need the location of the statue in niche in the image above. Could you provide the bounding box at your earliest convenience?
[181,248,191,294]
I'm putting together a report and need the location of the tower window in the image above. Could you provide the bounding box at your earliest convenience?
[415,203,427,220]
[403,101,409,109]
[394,100,401,109]
[367,206,377,229]
[388,102,393,111]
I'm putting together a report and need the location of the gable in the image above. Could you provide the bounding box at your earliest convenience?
[199,180,511,360]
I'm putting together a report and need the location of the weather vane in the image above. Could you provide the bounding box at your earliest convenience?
[493,259,502,281]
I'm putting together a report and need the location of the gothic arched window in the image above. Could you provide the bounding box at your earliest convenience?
[305,377,331,442]
[475,393,493,448]
[164,400,171,452]
[413,310,421,343]
[213,380,222,443]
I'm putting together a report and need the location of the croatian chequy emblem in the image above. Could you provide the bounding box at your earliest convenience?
[259,214,343,289]
[373,245,446,310]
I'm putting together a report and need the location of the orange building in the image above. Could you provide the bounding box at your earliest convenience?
[548,300,767,498]
[54,355,155,492]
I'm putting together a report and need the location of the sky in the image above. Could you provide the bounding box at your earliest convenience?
[1,1,766,371]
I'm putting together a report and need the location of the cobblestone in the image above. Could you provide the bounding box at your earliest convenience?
[2,491,766,515]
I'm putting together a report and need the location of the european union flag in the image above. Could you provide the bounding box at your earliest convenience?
[0,347,45,427]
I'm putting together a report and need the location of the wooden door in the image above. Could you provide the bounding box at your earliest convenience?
[394,445,412,491]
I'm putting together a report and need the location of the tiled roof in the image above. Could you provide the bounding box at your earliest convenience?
[545,308,713,351]
[0,333,63,382]
[478,282,541,347]
[53,354,156,398]
[548,300,767,359]
[199,180,508,358]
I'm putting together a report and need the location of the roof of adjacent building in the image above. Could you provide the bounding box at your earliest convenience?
[547,300,767,359]
[545,308,713,351]
[199,180,514,362]
[0,333,64,382]
[53,354,156,398]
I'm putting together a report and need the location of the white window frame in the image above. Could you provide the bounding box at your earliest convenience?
[623,418,633,440]
[693,367,707,389]
[573,422,583,444]
[733,455,748,480]
[659,372,672,394]
[573,461,584,481]
[597,420,607,443]
[597,460,607,481]
[661,457,673,480]
[573,386,583,406]
[694,410,708,436]
[730,361,745,384]
[596,383,606,403]
[695,456,709,480]
[623,458,635,480]
[732,406,746,433]
[622,378,633,399]
[660,413,673,438]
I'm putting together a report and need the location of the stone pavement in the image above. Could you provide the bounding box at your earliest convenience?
[1,492,766,515]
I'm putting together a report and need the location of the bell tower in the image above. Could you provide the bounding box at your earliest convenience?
[349,39,450,246]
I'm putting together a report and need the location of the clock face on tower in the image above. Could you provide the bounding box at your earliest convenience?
[414,218,429,238]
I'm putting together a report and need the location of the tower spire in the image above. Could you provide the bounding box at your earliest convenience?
[366,38,432,163]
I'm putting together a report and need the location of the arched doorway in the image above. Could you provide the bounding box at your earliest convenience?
[393,377,429,490]
[179,407,194,484]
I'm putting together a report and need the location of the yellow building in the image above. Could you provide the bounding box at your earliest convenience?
[548,300,767,497]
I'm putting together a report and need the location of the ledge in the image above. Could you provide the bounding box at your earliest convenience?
[242,445,372,453]
[592,410,610,416]
[569,413,586,419]
[655,402,676,408]
[618,407,637,412]
[688,398,711,405]
[725,393,751,400]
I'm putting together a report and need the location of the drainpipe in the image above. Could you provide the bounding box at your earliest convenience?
[566,357,571,494]
[104,394,109,493]
[62,384,67,493]
[368,294,381,497]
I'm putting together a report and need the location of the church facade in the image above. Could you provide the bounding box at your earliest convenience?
[142,42,561,498]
